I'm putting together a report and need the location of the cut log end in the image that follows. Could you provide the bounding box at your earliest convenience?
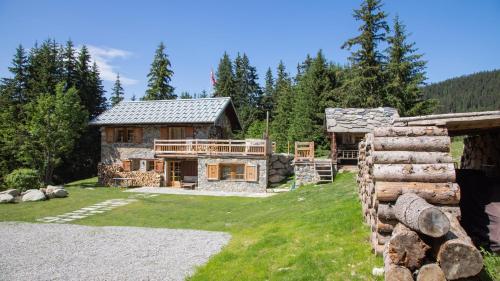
[385,265,413,281]
[416,263,446,281]
[438,240,484,280]
[418,207,451,237]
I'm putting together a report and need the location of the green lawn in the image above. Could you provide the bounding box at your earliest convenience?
[0,173,381,280]
[451,136,464,166]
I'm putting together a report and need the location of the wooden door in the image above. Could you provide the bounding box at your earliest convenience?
[168,161,182,188]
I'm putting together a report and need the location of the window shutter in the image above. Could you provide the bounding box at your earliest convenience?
[154,160,164,173]
[122,160,131,172]
[207,163,220,180]
[160,127,169,139]
[134,128,143,144]
[245,164,258,182]
[105,127,114,143]
[185,127,194,138]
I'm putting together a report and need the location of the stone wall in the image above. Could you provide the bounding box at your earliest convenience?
[461,132,500,177]
[97,163,162,187]
[294,162,320,186]
[268,153,294,184]
[197,157,268,193]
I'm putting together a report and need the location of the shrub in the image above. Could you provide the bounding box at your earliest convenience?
[4,168,41,192]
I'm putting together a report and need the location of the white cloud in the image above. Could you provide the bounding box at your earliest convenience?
[85,45,138,85]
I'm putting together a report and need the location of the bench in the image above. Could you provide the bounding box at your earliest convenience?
[182,176,197,190]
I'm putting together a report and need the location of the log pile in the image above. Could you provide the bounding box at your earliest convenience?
[357,126,483,280]
[97,163,162,187]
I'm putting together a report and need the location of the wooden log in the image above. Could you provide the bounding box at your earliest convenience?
[375,181,460,204]
[374,126,448,137]
[433,213,484,280]
[384,264,413,281]
[385,223,430,270]
[373,164,456,183]
[373,136,451,152]
[416,263,446,281]
[394,193,450,237]
[371,151,453,164]
[378,203,461,221]
[377,218,397,233]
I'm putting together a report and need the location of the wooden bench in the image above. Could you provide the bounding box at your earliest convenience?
[181,176,197,190]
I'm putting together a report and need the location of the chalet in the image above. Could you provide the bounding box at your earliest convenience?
[90,97,271,192]
[325,107,399,164]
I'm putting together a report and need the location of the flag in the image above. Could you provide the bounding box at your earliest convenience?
[210,68,217,86]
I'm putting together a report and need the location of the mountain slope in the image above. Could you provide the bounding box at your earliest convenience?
[423,69,500,113]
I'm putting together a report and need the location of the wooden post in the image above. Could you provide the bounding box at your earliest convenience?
[331,132,337,163]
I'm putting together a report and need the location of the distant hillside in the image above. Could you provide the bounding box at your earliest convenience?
[422,69,500,113]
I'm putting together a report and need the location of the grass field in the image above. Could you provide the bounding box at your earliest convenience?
[0,173,382,280]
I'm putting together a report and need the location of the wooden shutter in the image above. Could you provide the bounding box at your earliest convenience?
[160,127,169,139]
[154,160,164,173]
[134,128,143,144]
[105,127,114,143]
[245,164,258,182]
[185,127,194,138]
[206,163,220,180]
[122,160,131,172]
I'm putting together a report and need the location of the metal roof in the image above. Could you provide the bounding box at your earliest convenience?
[90,97,238,126]
[325,107,399,133]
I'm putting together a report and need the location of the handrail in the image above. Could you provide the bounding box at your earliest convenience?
[154,139,268,156]
[294,141,315,161]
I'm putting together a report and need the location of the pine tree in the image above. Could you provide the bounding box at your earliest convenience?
[62,40,78,89]
[143,42,175,100]
[131,94,136,101]
[179,91,193,99]
[385,16,436,116]
[342,0,389,107]
[271,62,294,152]
[27,39,63,99]
[214,52,235,99]
[89,62,107,116]
[1,45,29,104]
[261,67,275,116]
[110,73,125,106]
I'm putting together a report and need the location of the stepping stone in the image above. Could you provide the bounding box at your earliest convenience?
[89,210,105,214]
[68,215,87,219]
[61,218,74,222]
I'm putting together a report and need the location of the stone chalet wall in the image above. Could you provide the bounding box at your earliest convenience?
[100,124,226,165]
[268,154,294,184]
[461,132,500,177]
[197,157,268,193]
[97,163,162,187]
[294,162,320,186]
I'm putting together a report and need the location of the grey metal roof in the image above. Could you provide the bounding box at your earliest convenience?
[325,107,399,133]
[90,97,236,125]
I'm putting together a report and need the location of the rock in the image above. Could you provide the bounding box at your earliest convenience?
[46,185,64,192]
[0,193,15,203]
[269,174,285,184]
[53,188,68,198]
[0,189,19,197]
[273,161,285,169]
[21,190,46,202]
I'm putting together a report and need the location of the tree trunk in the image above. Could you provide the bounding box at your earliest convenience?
[433,212,484,280]
[373,126,448,137]
[375,181,460,204]
[373,136,451,152]
[384,223,430,270]
[371,151,453,164]
[394,193,450,237]
[378,203,461,221]
[373,164,456,183]
[416,263,446,281]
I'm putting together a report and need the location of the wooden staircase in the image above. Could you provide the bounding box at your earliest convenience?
[314,159,334,183]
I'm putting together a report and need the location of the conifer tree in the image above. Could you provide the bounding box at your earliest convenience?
[143,42,175,100]
[131,94,136,101]
[385,16,436,116]
[63,40,78,89]
[261,67,275,116]
[179,91,193,99]
[214,52,235,99]
[342,0,389,107]
[27,39,63,99]
[233,53,262,132]
[1,45,29,104]
[110,73,125,106]
[271,62,294,152]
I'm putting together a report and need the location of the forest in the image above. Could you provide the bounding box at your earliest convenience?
[0,0,435,185]
[423,69,500,113]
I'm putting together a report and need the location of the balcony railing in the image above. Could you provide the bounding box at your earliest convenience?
[154,139,269,157]
[337,149,358,160]
[295,142,314,162]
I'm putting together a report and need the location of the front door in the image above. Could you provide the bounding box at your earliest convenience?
[168,161,182,188]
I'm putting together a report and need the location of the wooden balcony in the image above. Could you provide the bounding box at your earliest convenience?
[294,142,315,162]
[154,139,269,157]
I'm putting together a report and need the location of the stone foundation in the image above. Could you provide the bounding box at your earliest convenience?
[197,157,268,193]
[268,153,294,184]
[294,162,320,186]
[97,163,162,187]
[461,132,500,177]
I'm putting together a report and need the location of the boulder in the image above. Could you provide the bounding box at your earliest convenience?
[0,193,14,203]
[269,174,285,184]
[21,189,46,202]
[272,161,285,169]
[46,185,64,192]
[0,189,19,197]
[52,188,68,198]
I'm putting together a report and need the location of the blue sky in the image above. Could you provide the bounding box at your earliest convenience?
[1,0,499,100]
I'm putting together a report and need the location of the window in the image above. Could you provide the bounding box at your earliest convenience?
[220,164,245,181]
[169,127,185,139]
[110,127,142,143]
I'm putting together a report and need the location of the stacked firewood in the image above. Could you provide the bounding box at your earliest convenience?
[357,126,483,280]
[97,163,162,187]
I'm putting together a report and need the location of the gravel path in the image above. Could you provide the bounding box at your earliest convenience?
[0,222,231,281]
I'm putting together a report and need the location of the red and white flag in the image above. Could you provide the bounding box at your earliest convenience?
[210,68,217,86]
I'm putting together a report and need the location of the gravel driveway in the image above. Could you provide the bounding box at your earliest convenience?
[0,222,230,281]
